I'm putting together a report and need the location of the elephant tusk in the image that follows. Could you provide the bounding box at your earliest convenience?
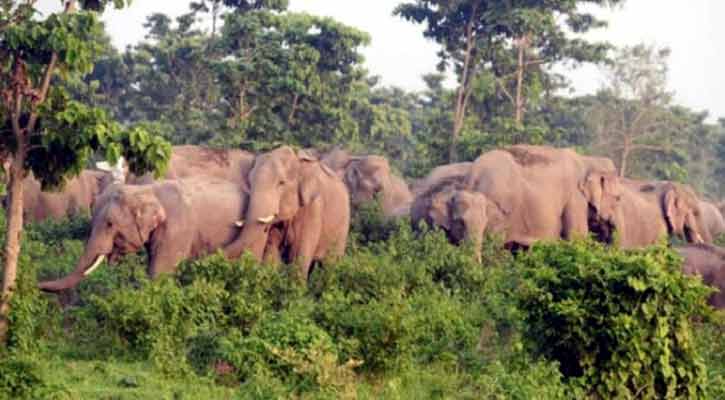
[235,220,245,227]
[83,255,106,277]
[258,215,276,224]
[694,232,704,244]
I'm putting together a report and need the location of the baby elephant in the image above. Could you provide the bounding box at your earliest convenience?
[411,178,490,262]
[677,243,725,310]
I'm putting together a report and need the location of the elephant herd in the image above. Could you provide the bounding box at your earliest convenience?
[14,144,725,309]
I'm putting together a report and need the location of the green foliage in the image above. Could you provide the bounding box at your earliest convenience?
[0,357,47,400]
[7,208,725,397]
[25,214,91,244]
[694,315,725,399]
[347,196,402,247]
[517,239,711,398]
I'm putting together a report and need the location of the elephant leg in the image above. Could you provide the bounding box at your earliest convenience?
[263,226,284,265]
[562,200,588,240]
[287,201,323,280]
[147,233,192,278]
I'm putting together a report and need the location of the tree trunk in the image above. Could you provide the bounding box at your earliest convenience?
[619,144,630,177]
[514,35,528,126]
[1,0,65,346]
[0,157,25,344]
[450,3,478,163]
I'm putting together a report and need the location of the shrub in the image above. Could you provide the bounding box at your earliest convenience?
[0,357,46,400]
[177,252,304,333]
[208,306,359,397]
[314,224,505,372]
[347,197,401,247]
[516,239,711,398]
[695,314,725,398]
[25,214,91,245]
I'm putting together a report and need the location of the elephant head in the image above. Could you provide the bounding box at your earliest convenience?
[662,183,710,244]
[38,186,166,292]
[342,155,393,206]
[578,171,623,244]
[448,190,489,262]
[411,177,460,233]
[232,146,328,261]
[411,180,489,262]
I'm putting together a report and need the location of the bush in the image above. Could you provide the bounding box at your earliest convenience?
[25,214,91,245]
[516,239,711,398]
[347,197,402,247]
[0,357,47,400]
[314,224,505,372]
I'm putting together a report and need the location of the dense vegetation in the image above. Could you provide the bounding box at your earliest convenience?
[0,206,723,399]
[2,1,725,398]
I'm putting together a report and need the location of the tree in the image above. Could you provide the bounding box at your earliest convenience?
[588,45,678,177]
[213,11,370,148]
[0,0,170,345]
[395,0,622,161]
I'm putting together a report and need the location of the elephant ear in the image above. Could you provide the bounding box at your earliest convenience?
[343,160,360,190]
[298,162,323,207]
[601,174,621,198]
[297,148,319,162]
[131,191,167,241]
[664,186,685,233]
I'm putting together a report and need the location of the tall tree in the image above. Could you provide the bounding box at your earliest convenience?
[0,0,170,345]
[395,0,621,161]
[588,45,676,177]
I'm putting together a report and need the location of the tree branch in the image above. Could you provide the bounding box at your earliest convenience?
[26,52,57,133]
[629,143,670,153]
[495,78,515,105]
[524,58,548,67]
[287,93,299,125]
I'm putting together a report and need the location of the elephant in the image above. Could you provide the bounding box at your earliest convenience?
[19,170,115,223]
[224,146,350,280]
[129,145,255,185]
[410,176,493,262]
[580,172,710,247]
[411,162,472,196]
[622,179,710,244]
[699,200,725,239]
[677,243,725,309]
[463,145,600,247]
[321,148,412,217]
[38,178,249,292]
[578,171,669,248]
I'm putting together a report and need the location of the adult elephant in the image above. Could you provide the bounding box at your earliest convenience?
[411,162,472,196]
[463,145,594,247]
[224,146,350,280]
[622,179,710,244]
[38,178,248,292]
[579,172,668,248]
[678,244,725,309]
[699,200,725,239]
[129,145,255,185]
[20,170,114,223]
[580,172,710,247]
[410,176,494,262]
[321,148,412,217]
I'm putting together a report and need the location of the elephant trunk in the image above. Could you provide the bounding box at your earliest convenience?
[38,230,112,292]
[38,252,106,292]
[227,192,275,260]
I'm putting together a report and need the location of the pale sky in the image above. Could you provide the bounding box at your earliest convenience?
[37,0,725,121]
